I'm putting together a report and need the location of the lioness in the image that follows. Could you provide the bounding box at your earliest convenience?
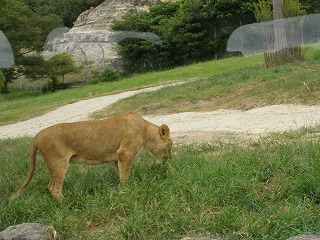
[12,112,172,199]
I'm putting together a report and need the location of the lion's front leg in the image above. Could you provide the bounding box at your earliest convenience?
[113,161,119,176]
[116,149,135,182]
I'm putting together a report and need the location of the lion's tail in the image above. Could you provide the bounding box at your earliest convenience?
[10,137,38,200]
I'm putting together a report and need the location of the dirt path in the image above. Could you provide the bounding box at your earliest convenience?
[1,84,320,142]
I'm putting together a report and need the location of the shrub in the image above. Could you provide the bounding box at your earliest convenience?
[95,69,121,83]
[0,70,5,93]
[313,49,320,60]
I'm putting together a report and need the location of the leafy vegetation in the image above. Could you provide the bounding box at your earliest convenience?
[1,127,320,239]
[0,70,5,91]
[111,0,320,74]
[0,0,62,92]
[20,0,105,27]
[0,0,104,92]
[254,0,307,68]
[47,52,81,87]
[92,69,122,83]
[111,0,256,74]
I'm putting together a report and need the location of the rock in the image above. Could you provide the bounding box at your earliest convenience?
[180,238,219,240]
[179,235,320,240]
[287,235,320,240]
[74,0,155,29]
[0,223,56,240]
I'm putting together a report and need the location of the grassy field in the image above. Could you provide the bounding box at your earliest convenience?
[1,49,320,239]
[1,128,320,239]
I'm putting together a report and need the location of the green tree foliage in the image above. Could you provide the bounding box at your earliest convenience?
[300,0,320,13]
[20,52,80,91]
[0,0,63,92]
[48,52,80,85]
[112,0,256,74]
[283,0,306,17]
[21,55,49,80]
[21,0,105,27]
[0,0,106,93]
[254,0,273,21]
[112,2,180,73]
[1,68,16,93]
[254,0,306,67]
[0,70,5,92]
[92,69,121,83]
[0,1,45,56]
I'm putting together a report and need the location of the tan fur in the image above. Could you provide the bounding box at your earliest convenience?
[12,112,172,199]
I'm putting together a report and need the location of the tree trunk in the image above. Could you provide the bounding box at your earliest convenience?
[264,0,304,67]
[272,0,288,51]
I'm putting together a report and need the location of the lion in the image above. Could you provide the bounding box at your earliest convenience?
[11,112,173,199]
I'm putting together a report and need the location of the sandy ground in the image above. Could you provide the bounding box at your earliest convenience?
[1,84,320,142]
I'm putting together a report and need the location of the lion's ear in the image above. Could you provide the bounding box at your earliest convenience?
[159,124,170,139]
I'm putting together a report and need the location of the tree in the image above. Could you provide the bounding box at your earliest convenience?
[112,0,256,74]
[254,0,273,22]
[254,0,306,67]
[20,55,50,89]
[23,53,80,91]
[284,0,307,17]
[1,9,62,53]
[21,0,105,27]
[1,68,16,93]
[48,52,80,85]
[0,0,62,92]
[273,0,288,52]
[300,0,320,13]
[112,2,180,73]
[0,70,5,92]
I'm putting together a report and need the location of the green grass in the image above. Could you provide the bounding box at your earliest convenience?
[1,128,320,239]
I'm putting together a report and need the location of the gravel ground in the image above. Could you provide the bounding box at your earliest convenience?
[1,84,320,142]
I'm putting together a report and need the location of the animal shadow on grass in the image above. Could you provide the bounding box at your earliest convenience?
[63,164,120,198]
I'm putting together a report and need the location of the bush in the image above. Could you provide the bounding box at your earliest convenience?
[94,69,121,83]
[0,70,5,93]
[313,49,320,60]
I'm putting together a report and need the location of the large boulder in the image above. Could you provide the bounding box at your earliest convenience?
[287,235,320,240]
[0,223,56,240]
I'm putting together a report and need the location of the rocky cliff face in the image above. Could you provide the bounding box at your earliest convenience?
[45,0,173,70]
[74,0,163,29]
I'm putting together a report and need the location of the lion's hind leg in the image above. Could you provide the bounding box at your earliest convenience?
[42,151,71,200]
[47,168,68,200]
